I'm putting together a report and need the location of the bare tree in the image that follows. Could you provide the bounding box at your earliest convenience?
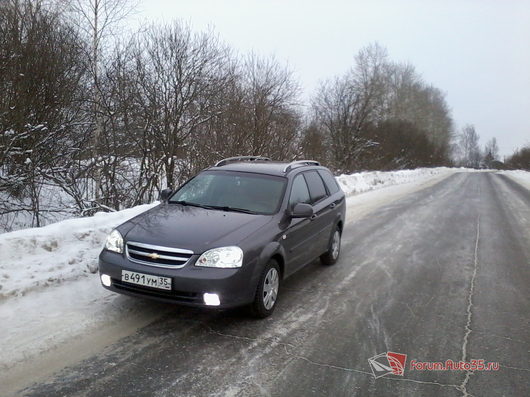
[194,54,301,168]
[362,120,441,170]
[457,125,481,168]
[506,145,530,170]
[0,0,87,227]
[127,23,234,187]
[300,121,329,164]
[384,62,453,161]
[239,54,301,159]
[67,0,137,202]
[312,43,388,172]
[308,43,454,172]
[483,137,499,167]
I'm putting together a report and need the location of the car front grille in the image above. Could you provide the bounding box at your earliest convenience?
[126,241,194,268]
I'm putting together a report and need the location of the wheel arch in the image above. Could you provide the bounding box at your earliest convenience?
[336,219,343,233]
[270,253,285,280]
[258,241,286,280]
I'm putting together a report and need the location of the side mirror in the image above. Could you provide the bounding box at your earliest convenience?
[160,188,173,201]
[291,203,314,218]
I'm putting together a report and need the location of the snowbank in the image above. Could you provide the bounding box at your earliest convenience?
[335,167,454,196]
[499,170,530,190]
[0,202,157,298]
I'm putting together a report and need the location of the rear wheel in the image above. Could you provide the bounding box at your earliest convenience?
[250,260,280,318]
[320,226,341,265]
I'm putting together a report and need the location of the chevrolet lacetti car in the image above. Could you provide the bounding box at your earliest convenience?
[99,157,346,317]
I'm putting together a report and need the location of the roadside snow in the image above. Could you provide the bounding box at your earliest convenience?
[0,167,460,376]
[500,170,530,190]
[0,276,170,388]
[0,202,157,298]
[335,167,455,196]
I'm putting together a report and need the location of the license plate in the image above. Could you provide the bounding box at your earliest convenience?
[121,270,171,290]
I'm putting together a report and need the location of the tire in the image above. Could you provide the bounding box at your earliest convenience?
[250,259,281,318]
[320,226,341,266]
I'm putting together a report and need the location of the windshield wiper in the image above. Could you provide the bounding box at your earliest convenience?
[207,205,259,214]
[171,200,215,210]
[171,201,258,214]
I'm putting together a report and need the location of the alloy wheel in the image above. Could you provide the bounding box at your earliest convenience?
[262,267,279,310]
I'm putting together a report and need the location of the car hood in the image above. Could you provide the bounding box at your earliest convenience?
[119,204,272,253]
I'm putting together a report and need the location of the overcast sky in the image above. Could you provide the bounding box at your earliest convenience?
[134,0,529,157]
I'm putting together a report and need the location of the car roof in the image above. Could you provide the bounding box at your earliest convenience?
[207,161,324,177]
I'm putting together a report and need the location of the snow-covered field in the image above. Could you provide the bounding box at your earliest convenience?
[2,167,524,376]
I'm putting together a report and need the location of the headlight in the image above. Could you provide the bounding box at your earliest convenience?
[196,246,243,268]
[105,229,123,253]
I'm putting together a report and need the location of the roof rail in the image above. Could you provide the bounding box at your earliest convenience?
[283,160,320,173]
[214,156,272,167]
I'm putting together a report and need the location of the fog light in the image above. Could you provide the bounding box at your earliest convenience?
[100,274,112,287]
[203,293,220,306]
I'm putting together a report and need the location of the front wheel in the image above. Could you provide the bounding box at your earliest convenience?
[250,260,281,318]
[320,226,341,266]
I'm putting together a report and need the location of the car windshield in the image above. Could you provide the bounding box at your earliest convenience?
[169,171,286,215]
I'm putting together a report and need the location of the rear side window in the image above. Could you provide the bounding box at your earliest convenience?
[318,169,340,194]
[303,171,328,203]
[289,174,311,209]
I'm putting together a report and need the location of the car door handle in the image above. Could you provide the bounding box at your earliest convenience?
[329,203,336,209]
[310,214,318,220]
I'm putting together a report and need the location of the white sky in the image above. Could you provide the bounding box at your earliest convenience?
[133,0,530,157]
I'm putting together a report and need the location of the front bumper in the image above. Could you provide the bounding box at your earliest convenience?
[99,250,259,309]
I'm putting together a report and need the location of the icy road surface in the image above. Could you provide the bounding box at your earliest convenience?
[4,171,530,397]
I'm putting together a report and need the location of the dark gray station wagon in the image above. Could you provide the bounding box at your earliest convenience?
[99,157,346,317]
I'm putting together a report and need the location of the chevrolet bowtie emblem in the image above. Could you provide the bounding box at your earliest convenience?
[148,252,160,259]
